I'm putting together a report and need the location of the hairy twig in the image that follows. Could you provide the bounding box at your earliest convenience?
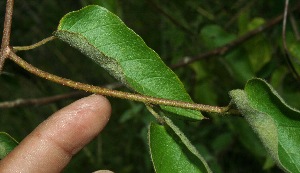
[171,2,300,68]
[13,36,56,52]
[0,0,14,72]
[7,49,236,114]
[282,0,300,81]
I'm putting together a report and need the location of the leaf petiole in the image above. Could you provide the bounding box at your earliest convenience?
[13,36,56,52]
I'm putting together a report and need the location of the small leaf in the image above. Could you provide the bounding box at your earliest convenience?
[200,25,235,49]
[148,122,211,173]
[244,18,272,72]
[229,78,300,173]
[0,132,18,159]
[224,49,254,84]
[247,18,265,30]
[238,10,250,35]
[55,5,202,120]
[200,25,254,84]
[286,31,300,75]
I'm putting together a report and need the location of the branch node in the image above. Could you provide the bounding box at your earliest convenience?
[0,0,15,72]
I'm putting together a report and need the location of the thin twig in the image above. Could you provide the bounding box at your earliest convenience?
[171,2,300,68]
[0,0,14,71]
[13,36,56,52]
[282,0,300,82]
[7,50,234,114]
[282,0,289,48]
[171,15,282,68]
[282,0,289,57]
[146,0,194,35]
[0,91,86,108]
[225,0,256,29]
[0,82,122,108]
[195,6,214,21]
[289,14,300,40]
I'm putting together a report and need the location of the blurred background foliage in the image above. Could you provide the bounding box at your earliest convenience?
[1,0,300,172]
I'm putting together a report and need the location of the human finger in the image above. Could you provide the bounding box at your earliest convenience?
[0,94,111,173]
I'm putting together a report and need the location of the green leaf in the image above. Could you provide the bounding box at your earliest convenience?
[237,10,250,35]
[247,17,265,31]
[148,122,211,173]
[244,18,271,72]
[0,132,18,159]
[223,49,254,84]
[238,16,272,73]
[230,118,267,159]
[229,78,300,173]
[200,25,236,49]
[200,25,254,84]
[54,5,202,120]
[286,31,300,75]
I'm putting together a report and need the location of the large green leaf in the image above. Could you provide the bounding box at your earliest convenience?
[148,122,211,173]
[0,132,18,159]
[230,78,300,173]
[54,5,202,120]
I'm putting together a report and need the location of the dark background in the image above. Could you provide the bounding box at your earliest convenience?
[1,0,300,172]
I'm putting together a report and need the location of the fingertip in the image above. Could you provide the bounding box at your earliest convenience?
[0,94,112,173]
[87,94,112,124]
[44,94,112,155]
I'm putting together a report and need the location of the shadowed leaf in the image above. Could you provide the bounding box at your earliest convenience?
[0,132,18,159]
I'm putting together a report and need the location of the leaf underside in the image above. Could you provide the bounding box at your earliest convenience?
[230,78,300,173]
[149,123,210,173]
[55,5,203,120]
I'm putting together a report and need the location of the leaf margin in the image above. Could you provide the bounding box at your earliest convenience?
[54,5,203,120]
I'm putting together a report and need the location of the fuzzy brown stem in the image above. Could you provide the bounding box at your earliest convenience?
[7,50,234,114]
[13,36,56,52]
[0,83,122,108]
[0,0,14,71]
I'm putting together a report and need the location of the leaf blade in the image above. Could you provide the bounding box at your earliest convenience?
[0,132,18,159]
[55,5,203,120]
[230,78,300,173]
[148,122,211,173]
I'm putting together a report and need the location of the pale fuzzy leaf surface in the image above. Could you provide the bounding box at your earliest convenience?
[148,122,211,173]
[0,132,18,159]
[230,78,300,173]
[54,5,202,120]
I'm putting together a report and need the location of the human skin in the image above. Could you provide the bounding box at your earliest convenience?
[0,95,112,173]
